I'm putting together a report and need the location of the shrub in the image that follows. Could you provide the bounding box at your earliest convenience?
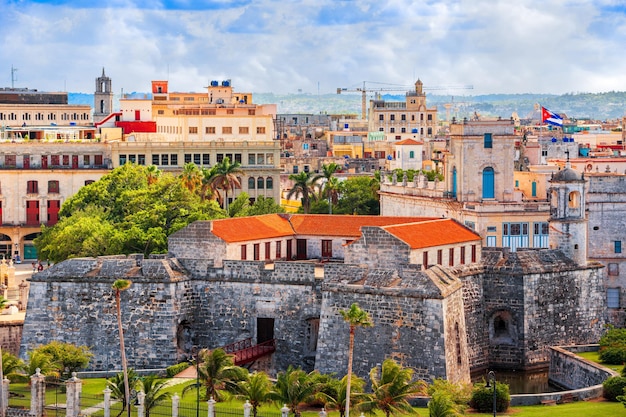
[427,378,472,412]
[470,381,510,413]
[166,362,191,378]
[599,326,626,364]
[603,376,626,401]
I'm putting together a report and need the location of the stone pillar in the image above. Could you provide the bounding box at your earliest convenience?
[65,372,82,417]
[104,387,112,417]
[171,393,179,417]
[0,377,8,417]
[30,368,46,417]
[137,390,145,417]
[402,172,407,186]
[18,281,28,311]
[243,400,252,417]
[281,404,289,417]
[208,396,216,417]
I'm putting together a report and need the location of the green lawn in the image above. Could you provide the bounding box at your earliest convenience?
[576,350,623,373]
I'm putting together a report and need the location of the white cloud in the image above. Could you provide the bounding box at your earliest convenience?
[1,0,625,95]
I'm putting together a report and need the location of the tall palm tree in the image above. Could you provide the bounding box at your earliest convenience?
[323,177,341,214]
[200,166,219,201]
[107,369,140,417]
[210,157,244,213]
[269,366,324,417]
[139,374,172,417]
[183,348,247,402]
[180,163,202,193]
[286,171,320,214]
[339,303,372,417]
[112,279,132,417]
[321,374,366,417]
[360,359,425,417]
[234,371,272,417]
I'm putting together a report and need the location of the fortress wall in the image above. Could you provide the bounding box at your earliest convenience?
[0,320,23,356]
[459,273,489,371]
[344,226,411,268]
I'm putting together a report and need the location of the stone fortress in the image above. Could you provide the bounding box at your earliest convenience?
[20,159,606,384]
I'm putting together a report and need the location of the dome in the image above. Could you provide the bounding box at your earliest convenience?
[551,167,583,182]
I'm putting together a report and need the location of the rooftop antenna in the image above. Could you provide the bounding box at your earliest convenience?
[11,66,17,89]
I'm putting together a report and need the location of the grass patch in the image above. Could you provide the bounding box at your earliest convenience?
[576,351,623,373]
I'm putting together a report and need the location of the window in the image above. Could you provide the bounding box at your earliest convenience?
[257,177,265,189]
[503,222,529,251]
[222,127,232,134]
[379,114,384,121]
[437,250,442,265]
[48,180,59,193]
[286,239,292,259]
[47,200,60,225]
[265,242,271,260]
[390,114,395,121]
[138,155,146,165]
[423,251,428,268]
[217,154,224,163]
[27,180,38,194]
[257,127,266,134]
[486,236,497,247]
[533,222,549,248]
[390,127,395,133]
[460,247,466,264]
[203,154,210,165]
[194,154,201,165]
[239,127,249,134]
[609,263,619,276]
[322,240,332,258]
[206,127,216,134]
[293,166,298,174]
[484,133,493,148]
[409,151,415,159]
[608,288,620,308]
[119,155,127,165]
[152,155,159,165]
[161,154,169,165]
[401,114,406,121]
[83,155,90,166]
[428,114,433,121]
[248,154,256,165]
[171,154,178,166]
[253,244,260,260]
[85,180,95,186]
[471,245,477,263]
[26,200,39,225]
[266,177,273,189]
[615,241,622,254]
[248,177,256,189]
[189,127,198,134]
[448,248,454,266]
[241,245,247,260]
[276,241,282,258]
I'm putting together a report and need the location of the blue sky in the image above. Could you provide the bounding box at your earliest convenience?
[1,0,626,95]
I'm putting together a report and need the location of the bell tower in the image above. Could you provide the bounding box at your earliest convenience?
[94,68,113,124]
[548,156,587,265]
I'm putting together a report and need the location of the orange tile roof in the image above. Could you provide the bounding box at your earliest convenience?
[383,219,481,249]
[394,139,423,146]
[288,214,436,237]
[210,214,295,243]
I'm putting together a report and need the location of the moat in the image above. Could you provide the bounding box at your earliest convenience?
[472,369,561,394]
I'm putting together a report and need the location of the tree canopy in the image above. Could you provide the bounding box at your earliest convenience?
[34,164,226,262]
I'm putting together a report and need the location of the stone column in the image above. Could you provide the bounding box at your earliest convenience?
[65,372,82,417]
[30,368,46,417]
[104,387,112,417]
[208,396,216,417]
[137,390,145,417]
[171,393,179,417]
[0,377,8,417]
[243,400,251,417]
[18,281,28,311]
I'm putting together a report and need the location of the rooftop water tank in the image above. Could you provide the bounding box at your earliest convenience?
[210,81,218,87]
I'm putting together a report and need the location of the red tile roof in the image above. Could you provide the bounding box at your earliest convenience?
[383,219,481,249]
[210,214,294,243]
[394,139,423,146]
[288,214,435,237]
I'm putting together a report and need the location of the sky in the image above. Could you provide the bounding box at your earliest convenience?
[1,0,626,96]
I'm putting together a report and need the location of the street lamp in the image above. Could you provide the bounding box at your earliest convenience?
[485,370,496,417]
[191,346,200,417]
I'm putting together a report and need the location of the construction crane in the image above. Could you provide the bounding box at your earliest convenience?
[337,81,473,120]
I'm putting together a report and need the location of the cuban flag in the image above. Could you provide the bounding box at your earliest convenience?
[541,106,563,127]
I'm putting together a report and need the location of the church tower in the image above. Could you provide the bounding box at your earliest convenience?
[94,68,113,124]
[548,158,587,265]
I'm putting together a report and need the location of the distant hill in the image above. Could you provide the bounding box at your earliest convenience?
[70,91,626,121]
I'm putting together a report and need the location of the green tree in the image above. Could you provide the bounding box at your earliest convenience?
[428,391,459,417]
[1,350,26,381]
[27,350,59,379]
[139,374,172,417]
[286,172,320,214]
[210,157,244,213]
[339,303,373,417]
[334,176,380,215]
[316,163,340,214]
[107,369,140,417]
[234,371,272,417]
[113,279,133,417]
[146,165,162,185]
[360,359,425,417]
[247,196,285,216]
[269,366,324,417]
[229,192,252,217]
[183,348,247,402]
[321,374,366,417]
[29,341,93,379]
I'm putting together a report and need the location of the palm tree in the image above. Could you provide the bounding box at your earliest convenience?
[200,166,219,201]
[180,163,202,193]
[210,157,244,213]
[26,350,59,379]
[112,279,132,417]
[339,303,372,417]
[183,348,247,402]
[322,374,366,417]
[107,369,140,417]
[139,374,172,417]
[323,177,341,214]
[428,392,461,417]
[2,350,26,382]
[146,165,161,186]
[360,359,425,417]
[234,371,272,417]
[269,366,324,417]
[286,171,320,214]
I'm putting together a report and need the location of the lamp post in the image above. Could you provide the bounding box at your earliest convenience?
[485,371,496,417]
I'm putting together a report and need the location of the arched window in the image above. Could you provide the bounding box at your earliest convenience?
[568,190,580,208]
[257,177,265,189]
[248,177,255,189]
[266,177,273,189]
[482,167,495,199]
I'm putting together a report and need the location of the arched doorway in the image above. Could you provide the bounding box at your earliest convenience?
[482,167,495,199]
